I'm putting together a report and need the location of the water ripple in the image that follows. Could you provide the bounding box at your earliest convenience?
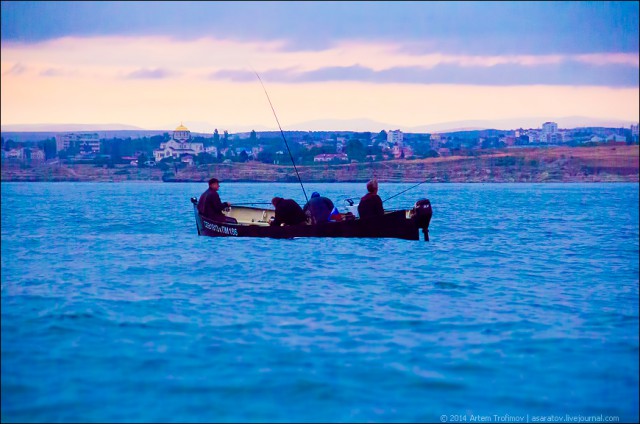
[1,182,638,422]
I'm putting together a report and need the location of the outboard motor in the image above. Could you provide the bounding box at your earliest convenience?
[411,198,432,241]
[343,198,359,218]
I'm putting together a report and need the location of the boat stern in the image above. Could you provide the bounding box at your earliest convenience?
[191,197,203,235]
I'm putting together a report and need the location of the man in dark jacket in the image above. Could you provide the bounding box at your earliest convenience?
[198,178,236,223]
[270,197,307,226]
[303,192,334,224]
[358,179,384,219]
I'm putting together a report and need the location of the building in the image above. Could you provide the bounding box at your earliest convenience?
[502,136,517,146]
[313,153,348,162]
[632,124,639,142]
[541,122,558,143]
[391,144,413,159]
[430,134,442,149]
[548,133,563,144]
[528,131,541,144]
[4,147,44,163]
[25,148,45,161]
[559,131,573,144]
[153,124,204,162]
[387,129,403,145]
[55,133,100,154]
[606,134,626,144]
[5,148,24,160]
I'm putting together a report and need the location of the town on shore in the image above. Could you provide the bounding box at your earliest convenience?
[2,122,639,183]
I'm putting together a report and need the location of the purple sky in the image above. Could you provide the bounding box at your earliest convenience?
[2,1,638,132]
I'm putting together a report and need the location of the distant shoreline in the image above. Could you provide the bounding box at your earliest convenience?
[2,145,638,184]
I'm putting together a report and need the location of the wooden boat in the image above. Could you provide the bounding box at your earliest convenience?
[190,197,432,241]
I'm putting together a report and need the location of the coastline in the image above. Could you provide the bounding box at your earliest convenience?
[2,145,638,183]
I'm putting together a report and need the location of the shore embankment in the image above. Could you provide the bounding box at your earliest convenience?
[2,145,638,183]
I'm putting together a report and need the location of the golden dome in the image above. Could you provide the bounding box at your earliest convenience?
[175,123,189,132]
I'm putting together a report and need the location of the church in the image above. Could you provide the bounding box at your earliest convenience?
[153,124,205,162]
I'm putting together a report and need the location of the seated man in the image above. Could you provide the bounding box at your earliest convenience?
[198,177,237,223]
[358,179,384,219]
[270,197,307,226]
[302,192,335,225]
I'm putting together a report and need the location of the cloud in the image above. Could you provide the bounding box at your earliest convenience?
[39,68,78,77]
[210,61,639,87]
[208,69,255,82]
[3,33,637,89]
[124,68,177,79]
[209,67,299,83]
[3,63,27,75]
[2,2,638,56]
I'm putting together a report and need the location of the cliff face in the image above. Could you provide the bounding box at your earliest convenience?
[2,145,638,183]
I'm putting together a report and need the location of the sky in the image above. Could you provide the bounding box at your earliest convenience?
[1,1,639,133]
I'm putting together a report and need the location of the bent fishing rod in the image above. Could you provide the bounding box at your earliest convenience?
[253,70,309,204]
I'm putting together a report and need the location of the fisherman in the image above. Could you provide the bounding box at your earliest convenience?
[358,179,384,219]
[303,191,335,224]
[198,178,237,223]
[270,197,307,226]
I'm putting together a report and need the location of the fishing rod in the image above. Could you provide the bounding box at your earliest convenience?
[382,177,431,203]
[253,70,309,204]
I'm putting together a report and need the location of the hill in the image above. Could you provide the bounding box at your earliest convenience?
[2,145,637,183]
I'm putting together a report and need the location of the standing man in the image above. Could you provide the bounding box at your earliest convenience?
[358,179,384,219]
[198,178,236,223]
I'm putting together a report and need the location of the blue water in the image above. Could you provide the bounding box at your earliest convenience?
[1,182,638,423]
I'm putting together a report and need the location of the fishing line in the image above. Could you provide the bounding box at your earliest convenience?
[382,178,431,203]
[252,68,309,204]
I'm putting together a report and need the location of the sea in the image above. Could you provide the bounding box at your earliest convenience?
[1,182,638,423]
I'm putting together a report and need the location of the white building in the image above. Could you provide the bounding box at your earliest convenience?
[26,148,45,161]
[541,122,558,143]
[528,131,541,143]
[387,129,403,145]
[606,134,626,143]
[548,133,563,144]
[153,124,204,162]
[4,147,44,162]
[6,148,24,160]
[314,153,348,162]
[55,133,100,153]
[392,144,413,159]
